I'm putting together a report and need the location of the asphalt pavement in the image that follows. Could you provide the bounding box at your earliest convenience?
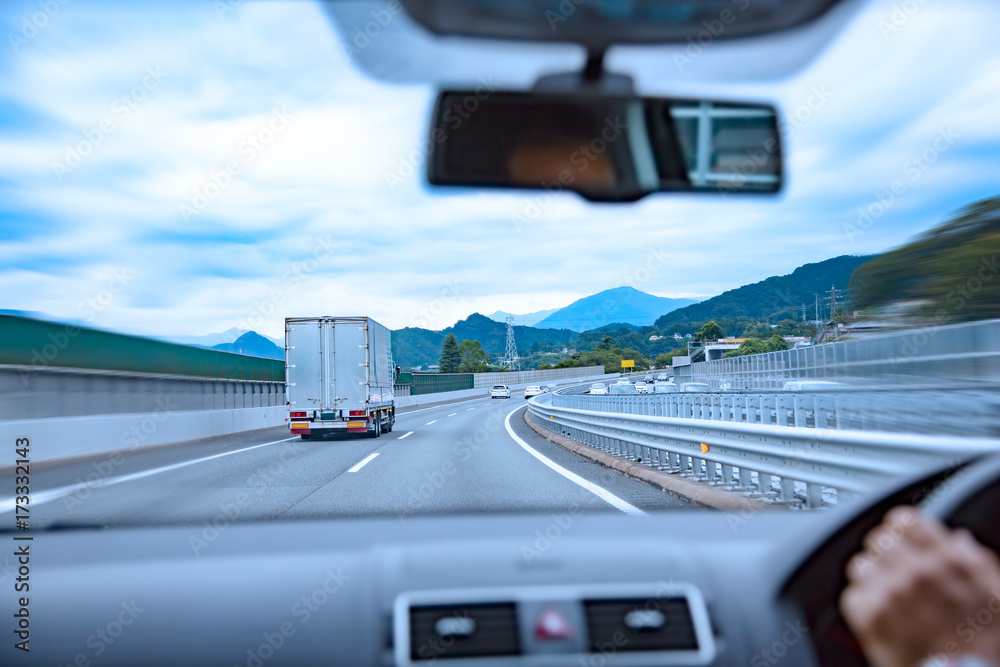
[0,393,692,530]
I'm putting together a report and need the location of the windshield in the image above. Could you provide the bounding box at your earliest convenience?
[1,0,998,532]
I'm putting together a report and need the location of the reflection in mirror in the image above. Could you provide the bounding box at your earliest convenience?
[428,91,781,202]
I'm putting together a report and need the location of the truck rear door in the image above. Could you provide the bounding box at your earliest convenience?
[332,319,368,412]
[286,320,323,412]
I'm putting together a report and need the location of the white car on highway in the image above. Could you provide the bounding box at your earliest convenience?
[523,385,543,398]
[680,382,712,393]
[654,381,679,394]
[490,385,511,399]
[589,382,608,395]
[635,382,650,394]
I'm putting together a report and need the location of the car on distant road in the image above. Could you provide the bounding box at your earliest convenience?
[589,382,608,395]
[545,383,557,393]
[643,375,653,383]
[680,382,712,393]
[523,385,543,398]
[656,373,668,381]
[654,381,679,394]
[490,384,511,399]
[610,383,638,395]
[635,382,649,394]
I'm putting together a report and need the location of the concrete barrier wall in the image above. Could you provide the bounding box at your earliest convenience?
[1,365,284,420]
[1,406,285,471]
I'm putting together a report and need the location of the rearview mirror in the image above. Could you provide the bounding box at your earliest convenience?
[427,91,782,202]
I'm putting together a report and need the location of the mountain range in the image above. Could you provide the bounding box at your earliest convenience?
[533,287,698,331]
[654,254,876,330]
[393,314,577,369]
[162,327,283,348]
[208,331,284,360]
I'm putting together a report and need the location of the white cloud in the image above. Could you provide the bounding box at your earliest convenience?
[1,0,999,338]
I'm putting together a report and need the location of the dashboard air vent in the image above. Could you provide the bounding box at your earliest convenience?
[583,597,698,652]
[408,603,521,661]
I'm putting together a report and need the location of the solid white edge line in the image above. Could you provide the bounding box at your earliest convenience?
[347,452,380,473]
[503,406,644,516]
[0,436,300,514]
[397,431,414,440]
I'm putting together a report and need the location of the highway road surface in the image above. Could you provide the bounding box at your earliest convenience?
[0,393,692,533]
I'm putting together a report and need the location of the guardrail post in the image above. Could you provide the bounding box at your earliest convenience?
[706,460,721,485]
[776,397,788,427]
[756,472,776,498]
[805,483,824,509]
[730,467,753,492]
[660,452,679,472]
[720,463,735,487]
[772,478,798,505]
[793,396,806,428]
[679,454,693,476]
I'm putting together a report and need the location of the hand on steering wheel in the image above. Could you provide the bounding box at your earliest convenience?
[839,506,1000,667]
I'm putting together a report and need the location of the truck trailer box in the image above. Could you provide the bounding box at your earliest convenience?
[285,316,394,439]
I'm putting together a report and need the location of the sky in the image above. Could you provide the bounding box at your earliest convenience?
[1,0,999,340]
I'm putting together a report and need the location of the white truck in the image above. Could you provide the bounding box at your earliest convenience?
[285,316,395,439]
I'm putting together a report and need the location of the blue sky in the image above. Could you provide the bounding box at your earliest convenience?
[1,0,999,339]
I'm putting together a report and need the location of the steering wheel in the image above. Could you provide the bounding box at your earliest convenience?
[771,453,1000,667]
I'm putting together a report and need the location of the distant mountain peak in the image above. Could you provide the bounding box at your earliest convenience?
[534,287,698,332]
[210,330,283,360]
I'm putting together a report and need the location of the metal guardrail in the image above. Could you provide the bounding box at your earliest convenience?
[679,318,1000,390]
[550,388,1000,437]
[528,390,1000,508]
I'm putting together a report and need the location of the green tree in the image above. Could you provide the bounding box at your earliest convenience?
[767,334,789,351]
[694,320,724,342]
[741,321,774,338]
[654,348,688,368]
[439,334,461,372]
[726,334,790,358]
[726,338,768,358]
[457,339,492,372]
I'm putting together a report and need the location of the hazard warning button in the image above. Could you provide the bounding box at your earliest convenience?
[534,606,574,640]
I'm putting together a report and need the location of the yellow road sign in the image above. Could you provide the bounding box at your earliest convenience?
[621,360,635,368]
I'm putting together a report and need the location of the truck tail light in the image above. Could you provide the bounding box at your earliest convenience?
[290,411,308,418]
[349,410,366,417]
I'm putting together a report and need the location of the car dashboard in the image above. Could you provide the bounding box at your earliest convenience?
[4,511,818,667]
